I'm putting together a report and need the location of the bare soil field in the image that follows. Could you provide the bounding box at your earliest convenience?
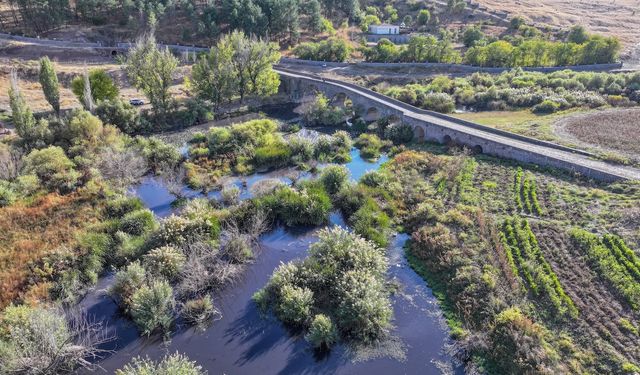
[473,0,640,65]
[555,108,640,161]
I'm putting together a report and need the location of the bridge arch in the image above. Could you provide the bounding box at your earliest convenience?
[331,92,349,107]
[364,107,381,122]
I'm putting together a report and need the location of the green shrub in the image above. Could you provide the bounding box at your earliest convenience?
[130,279,175,335]
[0,306,93,374]
[257,227,390,346]
[224,233,253,263]
[23,146,79,193]
[532,99,560,114]
[189,147,209,159]
[319,165,349,195]
[95,99,144,135]
[306,314,338,349]
[335,269,392,343]
[355,133,384,159]
[143,246,186,280]
[350,198,390,247]
[257,184,331,227]
[110,262,147,309]
[0,182,17,207]
[15,174,40,196]
[275,284,314,326]
[135,136,182,171]
[360,170,388,188]
[254,142,292,168]
[156,215,218,247]
[77,232,112,283]
[288,136,314,163]
[182,296,216,325]
[120,209,157,236]
[221,185,241,206]
[488,307,556,374]
[422,92,455,113]
[105,197,144,218]
[116,353,205,375]
[383,123,414,144]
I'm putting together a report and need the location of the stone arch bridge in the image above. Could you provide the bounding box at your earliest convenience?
[276,67,640,182]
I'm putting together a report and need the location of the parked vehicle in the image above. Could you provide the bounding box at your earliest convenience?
[129,98,145,106]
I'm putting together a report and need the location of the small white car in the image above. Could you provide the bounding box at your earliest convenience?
[129,98,145,106]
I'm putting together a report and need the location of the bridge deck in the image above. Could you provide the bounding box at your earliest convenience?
[276,68,640,181]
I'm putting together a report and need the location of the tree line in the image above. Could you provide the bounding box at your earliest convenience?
[8,31,280,139]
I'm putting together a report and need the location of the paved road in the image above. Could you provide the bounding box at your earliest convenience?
[276,68,640,181]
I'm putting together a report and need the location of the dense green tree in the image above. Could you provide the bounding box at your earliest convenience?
[226,31,281,102]
[192,41,237,112]
[364,38,400,62]
[71,69,119,106]
[462,26,485,47]
[383,5,397,23]
[580,35,621,64]
[39,57,60,114]
[9,71,36,139]
[124,33,179,120]
[293,37,350,62]
[417,9,430,25]
[224,0,265,35]
[402,35,461,63]
[306,0,323,32]
[567,25,589,44]
[12,0,70,33]
[95,99,143,135]
[360,14,381,32]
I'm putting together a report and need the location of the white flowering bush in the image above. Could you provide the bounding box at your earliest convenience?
[156,215,214,246]
[143,245,186,280]
[116,352,205,375]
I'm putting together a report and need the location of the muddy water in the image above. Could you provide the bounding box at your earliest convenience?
[81,149,461,374]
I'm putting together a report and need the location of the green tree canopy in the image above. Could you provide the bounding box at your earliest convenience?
[124,34,179,120]
[39,57,60,114]
[71,69,119,105]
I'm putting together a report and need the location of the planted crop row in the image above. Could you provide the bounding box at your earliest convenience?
[570,229,640,310]
[603,235,640,283]
[502,217,578,317]
[513,168,543,216]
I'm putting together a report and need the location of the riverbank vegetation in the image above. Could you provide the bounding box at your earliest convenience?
[185,118,352,189]
[349,147,640,373]
[377,69,640,113]
[254,226,391,348]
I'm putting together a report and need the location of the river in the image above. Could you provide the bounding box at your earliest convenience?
[78,144,462,374]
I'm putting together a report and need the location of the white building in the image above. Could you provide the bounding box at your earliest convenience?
[368,24,399,35]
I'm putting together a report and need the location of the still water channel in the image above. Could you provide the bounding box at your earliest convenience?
[79,142,462,374]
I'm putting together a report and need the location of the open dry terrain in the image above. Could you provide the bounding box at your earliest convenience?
[555,108,640,162]
[473,0,640,65]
